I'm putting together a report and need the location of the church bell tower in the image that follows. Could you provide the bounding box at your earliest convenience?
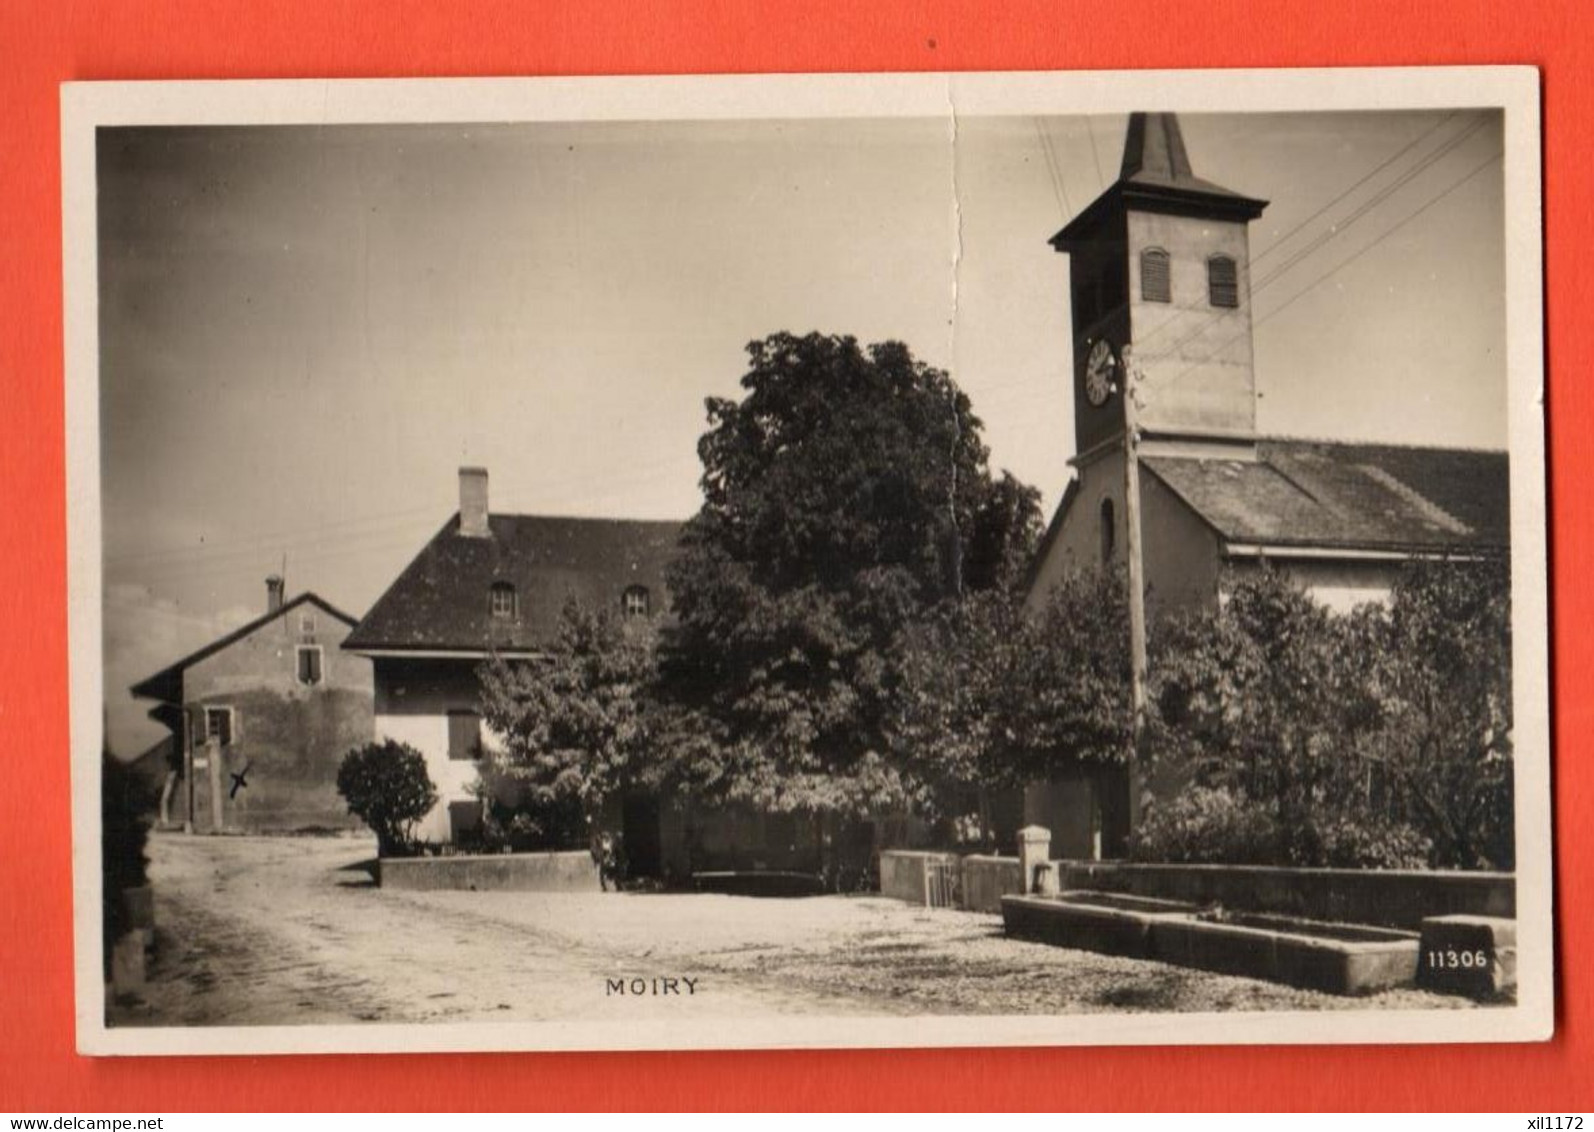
[1052,113,1269,462]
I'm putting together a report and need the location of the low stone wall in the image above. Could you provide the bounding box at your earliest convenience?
[1058,861,1515,931]
[878,850,963,905]
[961,855,1024,913]
[378,850,600,893]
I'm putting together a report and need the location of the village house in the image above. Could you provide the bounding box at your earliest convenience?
[342,469,687,862]
[1023,112,1510,858]
[345,469,884,884]
[130,578,373,833]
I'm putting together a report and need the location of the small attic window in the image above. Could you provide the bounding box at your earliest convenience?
[1100,498,1116,564]
[1140,248,1171,302]
[489,582,518,619]
[622,585,651,620]
[1208,255,1239,308]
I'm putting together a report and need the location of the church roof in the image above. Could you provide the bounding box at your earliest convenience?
[1118,111,1267,205]
[343,514,685,654]
[1053,112,1268,248]
[1143,438,1510,554]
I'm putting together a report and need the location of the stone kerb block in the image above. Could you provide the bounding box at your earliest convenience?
[122,885,155,950]
[110,933,146,993]
[1417,915,1517,998]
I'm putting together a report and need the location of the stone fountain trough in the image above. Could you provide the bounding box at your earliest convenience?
[1003,891,1422,996]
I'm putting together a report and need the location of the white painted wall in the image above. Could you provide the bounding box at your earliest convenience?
[1226,557,1401,614]
[373,711,479,842]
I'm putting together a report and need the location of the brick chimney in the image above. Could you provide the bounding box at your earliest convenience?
[459,467,490,538]
[266,574,285,614]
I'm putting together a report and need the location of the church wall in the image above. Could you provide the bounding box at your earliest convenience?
[1025,451,1125,614]
[1225,557,1401,614]
[1127,210,1257,438]
[1066,212,1131,457]
[1027,450,1225,621]
[1141,469,1224,617]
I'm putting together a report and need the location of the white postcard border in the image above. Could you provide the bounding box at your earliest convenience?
[63,65,1551,1056]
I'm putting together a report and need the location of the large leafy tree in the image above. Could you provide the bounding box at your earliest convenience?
[1376,556,1514,868]
[477,599,661,848]
[1139,560,1512,870]
[1143,569,1402,866]
[659,331,1042,818]
[891,568,1132,848]
[892,589,1031,844]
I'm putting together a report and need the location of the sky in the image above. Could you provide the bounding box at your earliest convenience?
[97,109,1507,756]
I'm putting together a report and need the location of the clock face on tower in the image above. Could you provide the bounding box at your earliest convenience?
[1085,339,1117,407]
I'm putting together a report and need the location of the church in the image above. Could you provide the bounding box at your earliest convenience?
[1021,112,1510,858]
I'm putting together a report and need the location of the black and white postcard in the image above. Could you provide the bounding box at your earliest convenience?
[64,68,1551,1054]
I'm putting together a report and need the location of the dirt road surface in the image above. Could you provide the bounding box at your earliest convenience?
[114,833,1475,1027]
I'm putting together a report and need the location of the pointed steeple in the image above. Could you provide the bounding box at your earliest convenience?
[1051,111,1267,250]
[1120,112,1194,182]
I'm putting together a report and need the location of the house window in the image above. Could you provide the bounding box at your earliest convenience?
[1207,254,1239,308]
[204,706,234,747]
[489,581,518,619]
[448,710,482,761]
[1140,248,1171,302]
[1100,498,1116,564]
[449,800,484,843]
[299,612,316,637]
[296,645,323,686]
[622,585,651,619]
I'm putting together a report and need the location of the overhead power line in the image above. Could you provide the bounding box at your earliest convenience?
[1032,118,1073,222]
[1153,147,1503,393]
[1249,111,1458,267]
[1248,114,1490,295]
[1135,113,1494,367]
[1085,117,1106,194]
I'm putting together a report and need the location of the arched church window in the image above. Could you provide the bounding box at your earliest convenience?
[1141,248,1171,302]
[1100,498,1116,563]
[1207,254,1240,308]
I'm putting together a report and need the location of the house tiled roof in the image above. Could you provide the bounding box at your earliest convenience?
[1144,438,1510,554]
[343,514,686,654]
[130,592,358,703]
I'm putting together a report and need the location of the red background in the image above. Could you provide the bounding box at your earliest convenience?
[0,0,1586,1111]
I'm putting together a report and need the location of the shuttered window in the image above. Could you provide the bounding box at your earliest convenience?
[205,706,234,747]
[448,710,482,760]
[1140,248,1171,302]
[1208,255,1239,308]
[296,645,323,686]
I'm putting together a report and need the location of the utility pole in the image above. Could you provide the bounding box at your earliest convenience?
[1119,344,1149,837]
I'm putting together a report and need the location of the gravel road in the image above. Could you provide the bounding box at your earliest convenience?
[112,833,1477,1027]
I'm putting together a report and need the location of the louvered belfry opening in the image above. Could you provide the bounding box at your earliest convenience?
[1141,247,1171,302]
[1208,254,1240,308]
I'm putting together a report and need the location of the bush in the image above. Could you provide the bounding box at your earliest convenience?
[102,751,154,978]
[336,740,438,857]
[1143,562,1513,870]
[1130,787,1279,865]
[1130,786,1432,870]
[1303,816,1432,870]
